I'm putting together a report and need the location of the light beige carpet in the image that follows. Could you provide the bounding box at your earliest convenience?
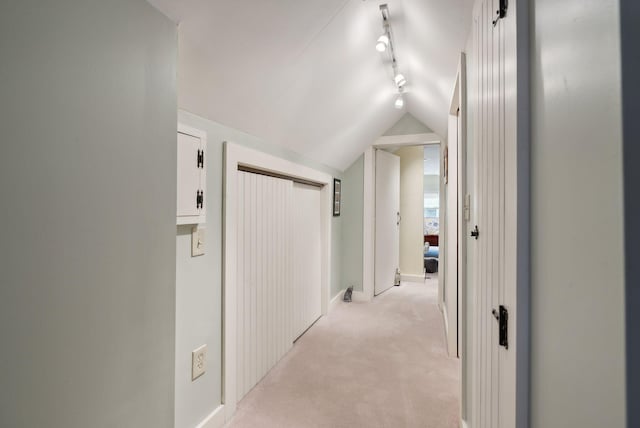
[226,279,460,428]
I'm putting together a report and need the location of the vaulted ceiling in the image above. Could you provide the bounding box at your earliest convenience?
[147,0,473,171]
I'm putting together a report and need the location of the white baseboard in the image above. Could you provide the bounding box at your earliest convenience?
[461,419,469,428]
[441,304,449,339]
[351,290,370,302]
[195,405,225,428]
[330,289,346,311]
[332,289,370,304]
[401,274,424,283]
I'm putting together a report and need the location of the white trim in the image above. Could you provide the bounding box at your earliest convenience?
[453,52,469,420]
[330,289,346,311]
[223,142,333,422]
[195,405,225,428]
[441,303,451,357]
[400,274,424,283]
[351,290,369,302]
[461,419,469,428]
[362,146,375,302]
[374,132,442,148]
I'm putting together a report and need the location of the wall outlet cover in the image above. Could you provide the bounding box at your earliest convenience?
[192,344,207,380]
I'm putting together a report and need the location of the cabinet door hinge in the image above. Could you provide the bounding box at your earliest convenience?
[197,149,204,169]
[493,0,508,26]
[196,190,204,210]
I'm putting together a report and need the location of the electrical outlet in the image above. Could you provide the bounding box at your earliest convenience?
[192,344,207,380]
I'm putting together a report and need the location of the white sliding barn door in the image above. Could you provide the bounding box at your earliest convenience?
[236,171,323,401]
[292,183,323,339]
[374,150,400,296]
[236,171,294,400]
[467,0,519,426]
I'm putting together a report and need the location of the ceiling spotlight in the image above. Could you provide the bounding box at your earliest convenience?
[394,73,407,88]
[376,34,389,52]
[394,94,404,109]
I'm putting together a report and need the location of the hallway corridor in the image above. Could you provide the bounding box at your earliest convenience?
[227,279,460,428]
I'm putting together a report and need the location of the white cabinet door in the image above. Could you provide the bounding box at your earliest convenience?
[375,149,400,296]
[177,125,206,225]
[177,132,201,217]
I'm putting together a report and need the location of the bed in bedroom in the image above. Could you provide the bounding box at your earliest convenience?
[423,216,440,259]
[423,216,440,274]
[424,234,439,259]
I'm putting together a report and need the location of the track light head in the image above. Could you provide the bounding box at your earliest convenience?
[394,73,407,88]
[394,94,404,109]
[376,34,389,52]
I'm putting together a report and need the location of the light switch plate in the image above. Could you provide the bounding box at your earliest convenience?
[191,226,205,257]
[192,344,207,380]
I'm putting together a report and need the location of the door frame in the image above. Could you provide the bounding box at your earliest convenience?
[362,133,443,302]
[222,142,333,423]
[449,52,468,417]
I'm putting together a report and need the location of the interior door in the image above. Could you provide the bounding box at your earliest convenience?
[374,149,400,296]
[467,0,518,426]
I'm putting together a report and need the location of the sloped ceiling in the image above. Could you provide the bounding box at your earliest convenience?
[147,0,473,171]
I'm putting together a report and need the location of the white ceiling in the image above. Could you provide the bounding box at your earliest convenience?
[147,0,473,171]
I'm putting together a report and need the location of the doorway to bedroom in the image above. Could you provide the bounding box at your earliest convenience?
[423,145,441,279]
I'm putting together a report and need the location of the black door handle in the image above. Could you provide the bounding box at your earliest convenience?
[470,225,479,239]
[492,306,509,349]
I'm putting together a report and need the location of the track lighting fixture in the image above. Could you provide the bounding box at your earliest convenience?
[376,4,408,109]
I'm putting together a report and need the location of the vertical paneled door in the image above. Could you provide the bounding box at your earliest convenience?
[374,149,400,296]
[467,0,518,426]
[235,171,323,402]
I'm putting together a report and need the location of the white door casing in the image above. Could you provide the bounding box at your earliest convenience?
[374,149,400,296]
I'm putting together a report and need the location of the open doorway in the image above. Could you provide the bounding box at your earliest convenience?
[423,145,441,279]
[371,142,442,294]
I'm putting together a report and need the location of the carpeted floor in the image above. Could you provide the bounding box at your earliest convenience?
[226,279,460,428]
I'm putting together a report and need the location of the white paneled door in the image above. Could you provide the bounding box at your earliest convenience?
[374,150,400,296]
[467,0,519,426]
[235,171,322,402]
[292,182,323,339]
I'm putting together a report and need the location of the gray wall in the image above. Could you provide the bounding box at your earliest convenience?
[0,1,177,427]
[175,110,343,427]
[620,1,640,426]
[340,155,365,293]
[530,0,626,426]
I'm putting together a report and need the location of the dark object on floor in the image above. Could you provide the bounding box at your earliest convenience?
[424,258,438,275]
[394,269,401,286]
[343,287,353,302]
